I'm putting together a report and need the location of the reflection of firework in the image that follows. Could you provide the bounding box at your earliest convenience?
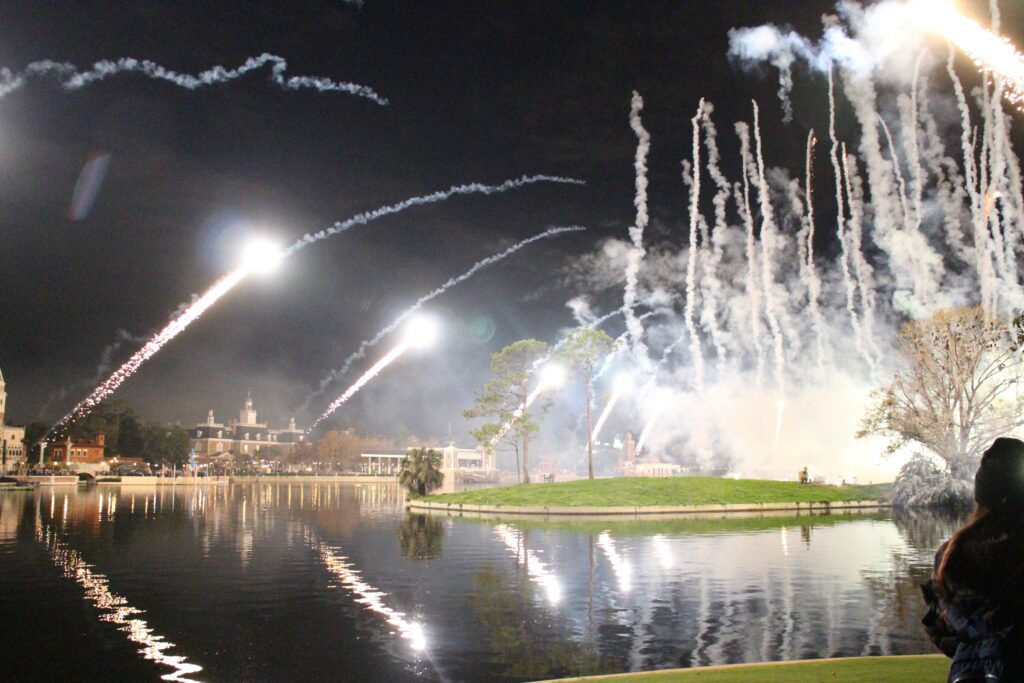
[38,525,203,682]
[311,535,427,651]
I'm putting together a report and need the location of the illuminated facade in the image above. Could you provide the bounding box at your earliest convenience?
[188,392,306,459]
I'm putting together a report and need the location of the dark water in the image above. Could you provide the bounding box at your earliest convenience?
[0,483,961,682]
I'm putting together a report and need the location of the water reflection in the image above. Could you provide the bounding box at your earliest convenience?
[311,532,428,651]
[398,513,445,560]
[0,486,966,682]
[35,523,203,682]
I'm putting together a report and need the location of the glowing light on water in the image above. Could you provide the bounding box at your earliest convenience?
[46,176,578,439]
[597,531,632,593]
[591,374,631,444]
[311,536,427,651]
[912,0,1024,110]
[651,534,674,570]
[0,53,387,104]
[37,526,203,682]
[310,316,439,430]
[494,525,563,605]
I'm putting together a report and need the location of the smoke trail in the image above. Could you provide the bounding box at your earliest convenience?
[735,125,765,385]
[301,226,586,409]
[284,175,583,255]
[841,146,883,368]
[46,176,581,440]
[623,91,651,358]
[0,53,386,104]
[310,340,412,431]
[684,102,706,395]
[751,102,786,394]
[828,68,874,376]
[802,130,828,380]
[699,103,733,374]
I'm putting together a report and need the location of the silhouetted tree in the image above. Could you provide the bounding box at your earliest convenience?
[398,447,444,496]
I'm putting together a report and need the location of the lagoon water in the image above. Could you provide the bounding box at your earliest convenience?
[0,483,959,681]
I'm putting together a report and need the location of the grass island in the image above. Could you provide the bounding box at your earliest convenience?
[413,476,891,515]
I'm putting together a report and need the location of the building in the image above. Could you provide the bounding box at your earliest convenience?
[1,367,26,472]
[359,443,496,479]
[2,426,25,472]
[50,434,107,464]
[188,392,307,460]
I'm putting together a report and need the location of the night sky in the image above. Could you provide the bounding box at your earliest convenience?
[0,1,1019,437]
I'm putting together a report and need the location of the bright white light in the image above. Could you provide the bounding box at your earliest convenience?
[404,315,441,350]
[538,363,567,389]
[613,372,632,393]
[241,238,284,274]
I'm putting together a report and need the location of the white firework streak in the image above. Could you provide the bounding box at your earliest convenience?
[635,405,663,457]
[590,384,626,444]
[493,525,563,605]
[45,176,581,440]
[303,226,586,407]
[310,340,411,431]
[489,383,548,448]
[47,267,251,438]
[311,535,427,651]
[912,0,1024,110]
[38,525,203,682]
[0,53,386,104]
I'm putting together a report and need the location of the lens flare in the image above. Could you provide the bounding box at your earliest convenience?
[912,0,1024,110]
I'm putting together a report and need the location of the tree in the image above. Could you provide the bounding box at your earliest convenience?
[463,339,550,484]
[859,307,1024,482]
[397,513,445,559]
[21,421,48,466]
[398,447,444,496]
[557,327,616,480]
[315,430,347,469]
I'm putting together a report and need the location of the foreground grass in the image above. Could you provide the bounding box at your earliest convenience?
[422,477,891,507]
[544,655,946,682]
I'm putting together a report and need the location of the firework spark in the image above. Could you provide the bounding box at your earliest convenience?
[309,316,439,431]
[590,374,631,444]
[912,0,1024,110]
[302,226,586,408]
[45,176,580,440]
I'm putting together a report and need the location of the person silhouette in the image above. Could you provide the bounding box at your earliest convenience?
[922,437,1024,682]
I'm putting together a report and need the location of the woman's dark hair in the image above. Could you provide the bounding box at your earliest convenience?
[936,438,1024,605]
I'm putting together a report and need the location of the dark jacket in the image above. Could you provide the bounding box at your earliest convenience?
[923,529,1024,682]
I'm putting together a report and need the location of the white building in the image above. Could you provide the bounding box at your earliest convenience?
[359,444,496,478]
[1,368,25,472]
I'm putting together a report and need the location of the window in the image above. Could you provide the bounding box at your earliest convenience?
[217,442,223,452]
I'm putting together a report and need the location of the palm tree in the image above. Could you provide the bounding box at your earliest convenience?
[398,447,444,496]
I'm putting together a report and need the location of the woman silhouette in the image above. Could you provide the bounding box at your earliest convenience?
[923,437,1024,682]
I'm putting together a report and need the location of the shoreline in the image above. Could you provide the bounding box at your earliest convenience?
[407,498,891,517]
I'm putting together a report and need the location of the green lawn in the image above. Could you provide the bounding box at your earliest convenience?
[543,655,946,682]
[421,476,891,507]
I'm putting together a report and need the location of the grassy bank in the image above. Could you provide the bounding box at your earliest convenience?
[422,476,891,507]
[543,655,946,682]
